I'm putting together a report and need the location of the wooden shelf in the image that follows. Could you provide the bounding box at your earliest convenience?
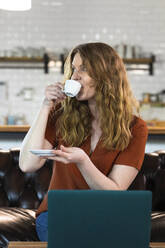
[0,54,49,73]
[123,56,155,75]
[123,57,154,64]
[0,57,43,62]
[0,55,155,75]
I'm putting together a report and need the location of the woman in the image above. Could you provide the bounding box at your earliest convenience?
[19,42,148,241]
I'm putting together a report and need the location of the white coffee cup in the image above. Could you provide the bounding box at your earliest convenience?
[63,80,81,97]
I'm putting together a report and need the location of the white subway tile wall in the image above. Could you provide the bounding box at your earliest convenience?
[0,0,165,124]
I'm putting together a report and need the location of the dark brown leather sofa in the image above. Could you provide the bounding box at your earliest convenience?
[0,148,165,247]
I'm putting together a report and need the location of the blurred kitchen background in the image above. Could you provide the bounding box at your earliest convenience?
[0,0,165,151]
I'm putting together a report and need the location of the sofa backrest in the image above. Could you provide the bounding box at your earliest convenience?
[0,148,165,211]
[0,148,53,209]
[129,151,165,211]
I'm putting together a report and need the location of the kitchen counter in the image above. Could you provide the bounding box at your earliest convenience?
[0,123,165,151]
[148,126,165,134]
[146,121,165,134]
[0,125,30,132]
[0,122,165,134]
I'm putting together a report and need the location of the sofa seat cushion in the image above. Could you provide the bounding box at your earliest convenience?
[0,207,39,248]
[151,212,165,242]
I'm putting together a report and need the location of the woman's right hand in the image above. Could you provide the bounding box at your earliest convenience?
[43,82,66,108]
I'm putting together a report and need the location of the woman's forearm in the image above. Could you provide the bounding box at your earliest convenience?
[52,145,122,190]
[19,103,52,172]
[77,158,119,190]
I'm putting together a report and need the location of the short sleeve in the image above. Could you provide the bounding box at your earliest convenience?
[115,117,148,170]
[45,112,57,146]
[45,104,61,147]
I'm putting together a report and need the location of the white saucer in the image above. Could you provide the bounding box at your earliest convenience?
[29,149,55,157]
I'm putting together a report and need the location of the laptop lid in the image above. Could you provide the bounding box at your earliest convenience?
[48,190,152,248]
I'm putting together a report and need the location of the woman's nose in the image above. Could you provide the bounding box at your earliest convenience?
[71,70,81,80]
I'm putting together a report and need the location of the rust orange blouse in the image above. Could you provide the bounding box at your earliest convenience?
[36,116,148,216]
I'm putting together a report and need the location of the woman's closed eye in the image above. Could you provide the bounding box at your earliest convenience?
[80,65,87,72]
[72,65,87,73]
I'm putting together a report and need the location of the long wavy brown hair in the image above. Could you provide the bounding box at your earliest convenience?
[55,42,139,151]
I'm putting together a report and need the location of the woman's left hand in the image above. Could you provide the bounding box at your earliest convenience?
[50,145,89,165]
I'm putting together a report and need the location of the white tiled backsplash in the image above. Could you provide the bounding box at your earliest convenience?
[0,0,165,124]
